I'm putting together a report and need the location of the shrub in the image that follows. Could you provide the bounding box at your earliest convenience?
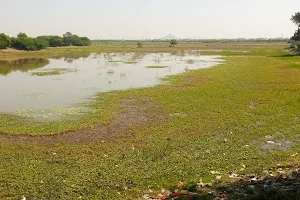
[137,42,143,48]
[0,33,11,49]
[62,32,91,46]
[80,37,91,46]
[37,36,64,47]
[11,33,48,51]
[170,39,178,47]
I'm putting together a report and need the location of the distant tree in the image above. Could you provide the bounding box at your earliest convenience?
[289,12,300,55]
[80,37,91,46]
[34,39,49,50]
[71,35,85,46]
[11,33,48,51]
[137,42,143,48]
[37,36,63,47]
[63,32,73,46]
[64,32,73,37]
[49,36,64,47]
[17,32,28,38]
[170,39,178,47]
[0,33,11,49]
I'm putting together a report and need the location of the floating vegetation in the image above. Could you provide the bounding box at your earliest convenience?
[107,60,137,64]
[107,60,123,63]
[147,66,169,69]
[123,61,137,64]
[106,69,115,74]
[186,59,195,64]
[31,68,77,76]
[17,92,47,98]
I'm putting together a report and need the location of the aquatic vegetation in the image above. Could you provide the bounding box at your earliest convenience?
[31,68,77,76]
[106,69,115,74]
[186,59,195,64]
[107,60,123,63]
[123,61,137,64]
[146,66,169,68]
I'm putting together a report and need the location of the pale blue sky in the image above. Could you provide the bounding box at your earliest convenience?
[1,0,299,39]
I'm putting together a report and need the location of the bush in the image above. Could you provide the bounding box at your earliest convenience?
[71,35,85,46]
[170,39,178,47]
[63,32,91,46]
[38,36,64,47]
[49,36,64,47]
[80,37,91,46]
[137,42,143,48]
[0,33,11,49]
[11,33,48,51]
[6,32,90,51]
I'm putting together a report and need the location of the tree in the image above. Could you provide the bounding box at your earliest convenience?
[0,33,11,49]
[49,36,64,47]
[170,39,178,47]
[37,36,64,47]
[62,32,91,46]
[71,35,85,46]
[63,32,73,46]
[137,42,143,48]
[11,33,48,51]
[17,33,28,38]
[289,12,300,55]
[80,37,91,46]
[291,12,300,27]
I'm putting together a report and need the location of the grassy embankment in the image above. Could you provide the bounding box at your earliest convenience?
[1,42,300,199]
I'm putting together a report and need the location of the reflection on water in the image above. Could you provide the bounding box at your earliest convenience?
[0,58,49,76]
[0,52,222,115]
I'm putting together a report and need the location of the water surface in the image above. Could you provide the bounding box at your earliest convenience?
[0,53,221,116]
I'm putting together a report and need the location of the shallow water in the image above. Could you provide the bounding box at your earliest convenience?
[0,53,221,115]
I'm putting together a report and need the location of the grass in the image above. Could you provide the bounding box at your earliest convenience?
[147,66,169,68]
[31,68,77,76]
[1,43,300,199]
[0,42,288,61]
[123,61,137,64]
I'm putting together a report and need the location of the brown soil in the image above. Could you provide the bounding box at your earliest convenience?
[0,48,25,53]
[0,98,164,146]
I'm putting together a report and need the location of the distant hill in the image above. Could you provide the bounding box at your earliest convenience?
[159,34,177,40]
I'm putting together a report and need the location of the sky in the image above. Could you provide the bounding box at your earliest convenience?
[1,0,299,39]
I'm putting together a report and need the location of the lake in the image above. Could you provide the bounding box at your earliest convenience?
[0,52,221,118]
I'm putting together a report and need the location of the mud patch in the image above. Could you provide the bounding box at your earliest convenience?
[0,98,164,145]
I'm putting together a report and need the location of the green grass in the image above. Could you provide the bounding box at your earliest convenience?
[31,71,61,76]
[123,61,137,64]
[147,66,169,68]
[1,43,300,199]
[0,42,289,61]
[31,68,77,76]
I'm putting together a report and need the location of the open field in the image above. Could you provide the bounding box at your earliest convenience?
[1,42,300,199]
[0,42,288,60]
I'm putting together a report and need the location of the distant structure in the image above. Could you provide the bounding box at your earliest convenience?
[159,34,177,40]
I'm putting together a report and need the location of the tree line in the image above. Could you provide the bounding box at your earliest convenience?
[0,32,91,51]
